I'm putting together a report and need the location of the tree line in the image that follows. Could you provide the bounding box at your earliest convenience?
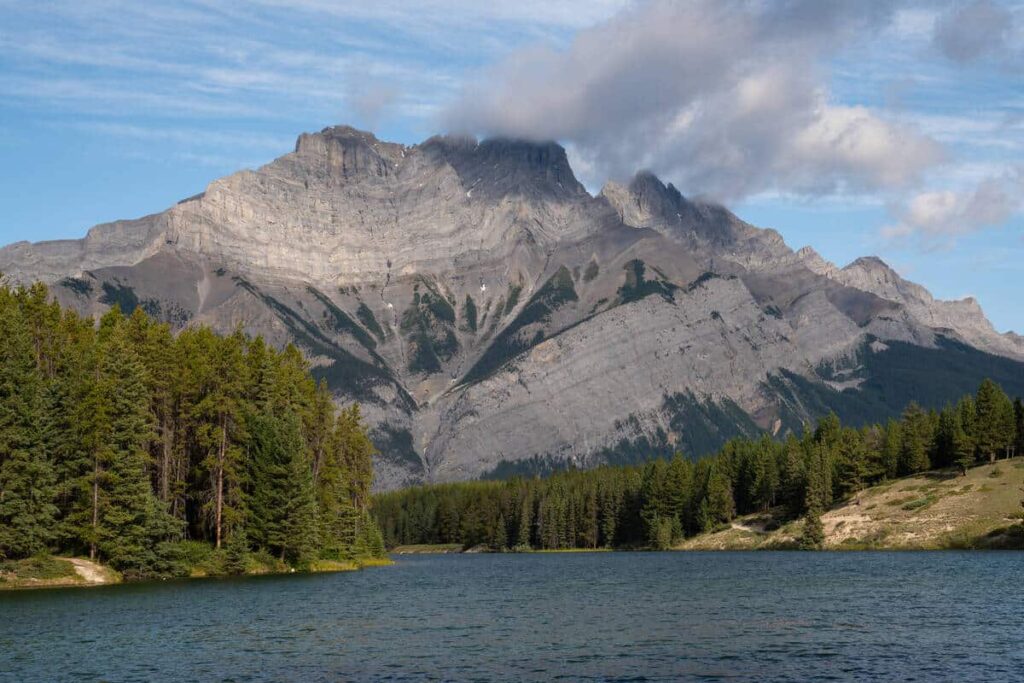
[0,282,385,578]
[374,379,1024,551]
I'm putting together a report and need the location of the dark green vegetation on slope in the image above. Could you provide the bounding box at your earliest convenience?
[401,280,459,374]
[485,335,1024,472]
[598,393,762,468]
[460,266,578,386]
[375,380,1024,551]
[769,337,1024,434]
[0,281,387,580]
[617,259,678,304]
[232,277,404,408]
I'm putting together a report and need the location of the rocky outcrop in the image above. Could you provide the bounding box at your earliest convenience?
[2,125,1021,488]
[800,251,1024,360]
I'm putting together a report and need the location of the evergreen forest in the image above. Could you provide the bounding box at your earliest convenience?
[375,379,1024,551]
[0,282,385,578]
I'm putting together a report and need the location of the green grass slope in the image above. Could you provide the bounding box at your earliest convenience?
[678,458,1024,550]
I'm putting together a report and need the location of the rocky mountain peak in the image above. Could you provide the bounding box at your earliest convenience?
[845,255,894,274]
[600,170,689,228]
[796,246,839,278]
[414,135,585,201]
[293,125,405,179]
[628,170,687,215]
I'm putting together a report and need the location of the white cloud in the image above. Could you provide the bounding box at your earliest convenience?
[443,0,943,201]
[883,171,1024,245]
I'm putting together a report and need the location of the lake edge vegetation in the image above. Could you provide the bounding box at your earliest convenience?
[0,281,386,581]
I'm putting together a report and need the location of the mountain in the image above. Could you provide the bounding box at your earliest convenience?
[3,125,1023,488]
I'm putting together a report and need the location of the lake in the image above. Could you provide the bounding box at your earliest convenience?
[2,551,1022,681]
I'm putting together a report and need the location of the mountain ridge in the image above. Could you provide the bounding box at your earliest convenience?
[2,124,1022,489]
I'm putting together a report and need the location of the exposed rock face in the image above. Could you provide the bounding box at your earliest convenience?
[3,125,1022,488]
[800,251,1024,360]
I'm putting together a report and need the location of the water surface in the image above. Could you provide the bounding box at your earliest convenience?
[2,552,1022,681]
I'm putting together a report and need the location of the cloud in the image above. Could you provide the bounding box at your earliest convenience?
[443,0,944,201]
[348,83,399,131]
[933,0,1015,62]
[882,171,1024,245]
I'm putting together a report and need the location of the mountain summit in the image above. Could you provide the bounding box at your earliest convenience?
[3,125,1022,488]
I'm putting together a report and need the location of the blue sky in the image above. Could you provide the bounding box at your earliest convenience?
[1,0,1022,331]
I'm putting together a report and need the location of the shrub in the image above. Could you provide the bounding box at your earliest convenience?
[901,496,935,512]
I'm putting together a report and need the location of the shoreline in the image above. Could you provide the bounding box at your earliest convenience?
[0,556,394,592]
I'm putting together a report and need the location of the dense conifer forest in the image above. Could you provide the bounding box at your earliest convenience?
[0,282,385,578]
[375,380,1024,551]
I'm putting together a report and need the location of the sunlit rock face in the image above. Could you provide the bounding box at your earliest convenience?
[4,125,1022,489]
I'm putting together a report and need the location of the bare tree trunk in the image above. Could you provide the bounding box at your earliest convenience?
[312,442,323,486]
[90,457,99,560]
[215,415,226,549]
[160,418,173,502]
[171,435,184,521]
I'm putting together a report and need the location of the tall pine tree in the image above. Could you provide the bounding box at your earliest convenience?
[0,295,57,558]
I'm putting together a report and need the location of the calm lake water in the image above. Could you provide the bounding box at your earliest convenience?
[2,551,1022,682]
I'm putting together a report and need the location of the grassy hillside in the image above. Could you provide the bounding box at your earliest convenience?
[678,458,1024,551]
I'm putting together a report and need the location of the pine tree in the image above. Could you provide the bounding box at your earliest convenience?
[0,298,57,558]
[248,411,318,564]
[124,309,179,508]
[780,437,806,515]
[354,510,386,558]
[814,412,841,448]
[1014,398,1024,458]
[639,460,670,546]
[223,526,250,575]
[281,441,318,564]
[701,463,735,531]
[900,404,931,474]
[799,451,828,550]
[92,327,178,574]
[516,491,534,549]
[750,440,780,512]
[976,379,1012,462]
[881,419,902,479]
[306,380,334,487]
[493,513,508,550]
[934,408,956,469]
[959,395,978,444]
[953,418,974,476]
[996,396,1016,460]
[194,329,247,549]
[661,453,685,515]
[337,404,375,514]
[835,428,868,500]
[799,502,825,550]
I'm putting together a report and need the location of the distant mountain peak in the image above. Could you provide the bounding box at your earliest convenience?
[293,125,406,178]
[416,134,585,201]
[845,255,894,273]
